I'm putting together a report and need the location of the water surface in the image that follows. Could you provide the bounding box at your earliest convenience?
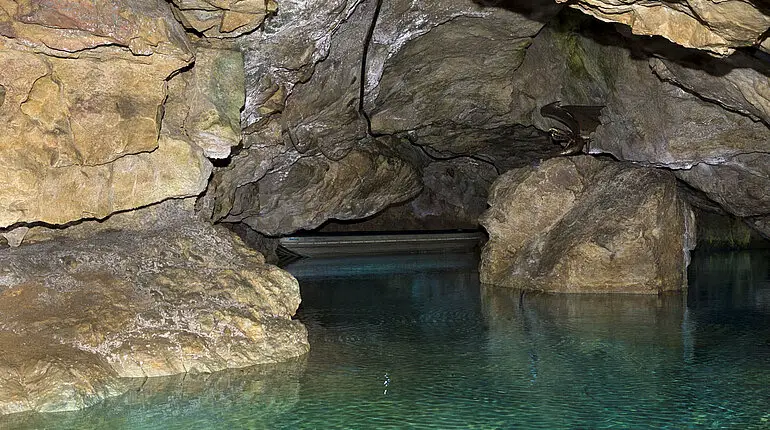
[5,250,770,429]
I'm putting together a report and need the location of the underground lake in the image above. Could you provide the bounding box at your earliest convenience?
[3,246,769,429]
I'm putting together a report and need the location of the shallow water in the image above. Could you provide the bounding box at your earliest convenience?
[4,250,770,429]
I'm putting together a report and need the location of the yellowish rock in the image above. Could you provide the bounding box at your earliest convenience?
[170,0,273,38]
[480,157,695,293]
[0,1,213,229]
[559,0,770,55]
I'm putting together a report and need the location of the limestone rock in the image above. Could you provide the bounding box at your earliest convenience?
[676,154,770,218]
[558,0,770,56]
[164,48,245,159]
[747,216,770,240]
[480,156,694,293]
[170,0,277,38]
[650,55,770,124]
[0,0,192,58]
[368,13,545,153]
[512,15,770,171]
[321,157,499,231]
[510,14,770,236]
[203,0,559,233]
[0,135,212,227]
[0,0,210,228]
[0,211,308,414]
[223,143,422,235]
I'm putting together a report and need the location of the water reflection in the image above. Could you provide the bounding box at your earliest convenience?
[1,357,306,430]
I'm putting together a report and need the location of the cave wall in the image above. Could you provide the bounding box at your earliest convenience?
[1,0,768,241]
[0,0,769,415]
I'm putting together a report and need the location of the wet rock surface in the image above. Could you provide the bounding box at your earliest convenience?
[515,15,770,236]
[480,156,695,293]
[321,157,499,232]
[201,0,562,235]
[0,207,308,414]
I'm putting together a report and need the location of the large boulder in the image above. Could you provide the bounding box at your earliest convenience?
[513,14,770,238]
[0,204,308,414]
[480,156,695,293]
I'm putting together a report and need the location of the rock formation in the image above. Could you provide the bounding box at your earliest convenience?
[480,157,695,293]
[0,0,769,415]
[555,0,770,56]
[170,0,278,38]
[0,202,308,414]
[0,0,209,229]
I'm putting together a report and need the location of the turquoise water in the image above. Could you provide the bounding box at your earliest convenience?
[4,250,770,429]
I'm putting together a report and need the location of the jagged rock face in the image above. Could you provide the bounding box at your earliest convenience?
[517,15,770,239]
[480,157,695,293]
[0,0,212,229]
[322,157,499,231]
[223,144,422,236]
[0,205,308,414]
[518,16,770,169]
[202,0,561,234]
[170,0,277,38]
[165,47,246,159]
[558,0,770,56]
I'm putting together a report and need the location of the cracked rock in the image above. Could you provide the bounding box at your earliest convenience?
[0,206,308,414]
[480,156,695,293]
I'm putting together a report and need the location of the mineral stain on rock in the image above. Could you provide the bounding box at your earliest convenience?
[0,84,5,108]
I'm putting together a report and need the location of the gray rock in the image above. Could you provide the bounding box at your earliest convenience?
[321,157,499,231]
[164,47,245,159]
[676,154,770,218]
[225,142,422,235]
[650,54,770,124]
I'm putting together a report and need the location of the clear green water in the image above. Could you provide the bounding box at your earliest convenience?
[4,250,770,429]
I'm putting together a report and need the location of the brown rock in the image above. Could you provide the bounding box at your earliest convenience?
[169,0,273,38]
[480,156,695,293]
[0,135,212,228]
[0,0,192,59]
[0,0,207,229]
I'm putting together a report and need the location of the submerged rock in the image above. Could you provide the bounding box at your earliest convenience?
[0,206,308,414]
[480,156,695,293]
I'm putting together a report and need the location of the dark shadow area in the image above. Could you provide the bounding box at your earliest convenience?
[543,8,770,77]
[471,0,564,23]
